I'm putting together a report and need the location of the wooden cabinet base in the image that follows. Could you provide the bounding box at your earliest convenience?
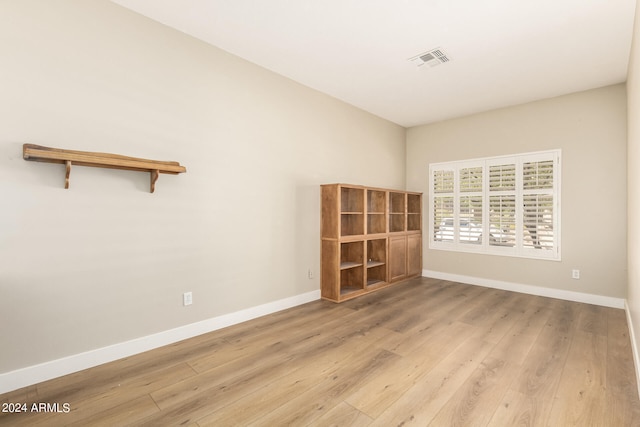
[321,274,421,303]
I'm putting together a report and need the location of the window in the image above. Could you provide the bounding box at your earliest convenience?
[429,150,560,260]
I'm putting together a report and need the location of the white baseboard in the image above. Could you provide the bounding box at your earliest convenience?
[625,300,640,400]
[0,289,321,395]
[422,269,625,309]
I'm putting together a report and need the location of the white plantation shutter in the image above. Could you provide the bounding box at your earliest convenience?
[489,164,515,191]
[460,167,483,192]
[459,166,482,245]
[433,197,454,242]
[523,194,554,249]
[489,195,516,247]
[523,160,553,189]
[429,150,560,260]
[522,159,555,251]
[488,163,516,248]
[432,170,454,242]
[433,170,454,193]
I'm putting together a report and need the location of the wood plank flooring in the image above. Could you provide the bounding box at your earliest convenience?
[1,277,639,426]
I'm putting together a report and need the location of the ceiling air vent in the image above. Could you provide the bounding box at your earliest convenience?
[409,48,450,68]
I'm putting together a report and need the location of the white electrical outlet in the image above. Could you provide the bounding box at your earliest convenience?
[308,269,313,279]
[572,269,580,280]
[183,291,193,306]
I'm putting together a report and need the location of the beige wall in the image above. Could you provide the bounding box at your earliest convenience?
[627,0,640,379]
[407,85,627,298]
[0,1,406,373]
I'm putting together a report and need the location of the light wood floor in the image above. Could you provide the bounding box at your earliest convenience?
[2,277,639,426]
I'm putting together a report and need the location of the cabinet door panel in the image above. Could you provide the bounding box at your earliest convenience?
[407,234,422,277]
[389,235,407,282]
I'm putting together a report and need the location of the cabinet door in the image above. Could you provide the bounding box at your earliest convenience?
[407,234,422,277]
[389,235,407,282]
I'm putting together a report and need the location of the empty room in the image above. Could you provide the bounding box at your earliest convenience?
[2,0,640,425]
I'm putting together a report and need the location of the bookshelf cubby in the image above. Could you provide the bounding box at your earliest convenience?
[389,191,406,232]
[321,183,422,302]
[340,186,364,236]
[366,238,387,287]
[407,193,422,231]
[367,189,387,235]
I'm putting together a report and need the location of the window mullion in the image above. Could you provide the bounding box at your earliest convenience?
[453,164,460,245]
[482,160,489,250]
[553,152,560,257]
[515,159,523,254]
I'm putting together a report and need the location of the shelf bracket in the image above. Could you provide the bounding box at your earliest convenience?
[65,160,71,189]
[150,169,159,193]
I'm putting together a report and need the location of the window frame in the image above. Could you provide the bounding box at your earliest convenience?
[428,150,561,261]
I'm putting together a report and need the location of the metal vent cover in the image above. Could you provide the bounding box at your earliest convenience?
[410,48,450,67]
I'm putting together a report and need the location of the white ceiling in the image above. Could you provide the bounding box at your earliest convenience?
[111,0,637,128]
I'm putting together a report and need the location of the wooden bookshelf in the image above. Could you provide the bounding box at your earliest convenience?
[321,183,422,302]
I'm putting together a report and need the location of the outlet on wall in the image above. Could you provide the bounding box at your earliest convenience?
[308,269,314,279]
[572,269,580,280]
[183,291,193,306]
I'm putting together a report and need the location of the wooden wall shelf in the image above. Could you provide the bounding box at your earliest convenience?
[23,144,186,193]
